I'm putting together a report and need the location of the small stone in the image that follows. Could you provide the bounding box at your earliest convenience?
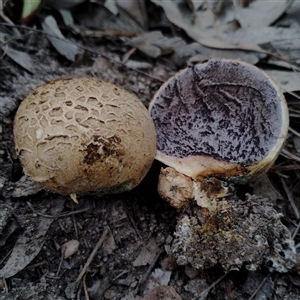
[160,256,178,271]
[184,265,200,279]
[141,286,182,300]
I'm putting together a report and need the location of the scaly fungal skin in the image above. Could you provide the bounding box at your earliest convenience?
[14,77,157,195]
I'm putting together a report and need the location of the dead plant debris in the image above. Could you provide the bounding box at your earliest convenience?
[1,0,300,299]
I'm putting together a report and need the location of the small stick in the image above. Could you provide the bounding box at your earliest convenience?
[289,127,300,139]
[77,282,82,300]
[83,274,90,300]
[56,251,64,277]
[122,47,137,64]
[225,277,233,300]
[26,201,90,219]
[248,273,271,300]
[75,227,109,283]
[72,215,79,240]
[123,204,142,241]
[134,248,165,295]
[198,271,229,298]
[292,221,300,239]
[280,177,300,220]
[281,148,300,164]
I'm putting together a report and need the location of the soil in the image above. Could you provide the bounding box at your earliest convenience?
[1,4,300,300]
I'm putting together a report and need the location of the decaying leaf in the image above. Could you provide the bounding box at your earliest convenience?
[0,198,65,278]
[0,203,12,235]
[142,286,182,300]
[0,96,18,117]
[150,0,263,52]
[264,70,300,92]
[250,175,283,205]
[116,0,148,29]
[1,45,35,73]
[235,0,293,29]
[104,0,118,15]
[183,278,209,299]
[42,15,78,62]
[61,240,80,259]
[102,227,117,256]
[10,175,43,198]
[271,38,300,62]
[133,238,160,267]
[151,0,299,58]
[127,31,196,63]
[143,268,172,295]
[74,2,143,34]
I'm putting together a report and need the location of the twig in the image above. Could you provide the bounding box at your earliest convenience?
[26,201,90,219]
[271,163,300,172]
[248,273,272,300]
[198,271,229,298]
[292,221,300,239]
[122,47,137,64]
[225,277,234,300]
[83,274,90,300]
[287,91,300,102]
[0,21,296,80]
[0,10,21,38]
[56,251,64,278]
[134,248,165,295]
[280,177,300,220]
[25,260,47,270]
[281,148,300,163]
[289,127,300,139]
[77,281,83,300]
[75,227,109,283]
[1,277,8,293]
[0,22,164,83]
[123,203,142,241]
[73,215,79,240]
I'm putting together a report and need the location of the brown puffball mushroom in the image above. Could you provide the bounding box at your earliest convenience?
[14,77,156,197]
[149,59,289,210]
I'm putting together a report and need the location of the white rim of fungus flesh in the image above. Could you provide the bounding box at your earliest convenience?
[149,59,289,181]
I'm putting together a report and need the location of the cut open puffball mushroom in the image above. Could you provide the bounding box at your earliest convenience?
[149,59,289,210]
[13,77,156,197]
[149,59,295,272]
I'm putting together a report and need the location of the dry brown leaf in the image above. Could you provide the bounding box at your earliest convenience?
[143,269,172,295]
[116,0,148,29]
[188,43,265,65]
[104,0,118,15]
[42,15,78,62]
[264,70,300,92]
[127,31,196,61]
[102,227,117,256]
[61,240,80,259]
[151,0,298,57]
[133,238,159,266]
[1,45,35,73]
[0,198,65,278]
[74,3,143,34]
[151,0,264,52]
[235,0,294,29]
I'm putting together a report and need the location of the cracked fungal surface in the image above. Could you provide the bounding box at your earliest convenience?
[13,77,156,195]
[150,60,287,167]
